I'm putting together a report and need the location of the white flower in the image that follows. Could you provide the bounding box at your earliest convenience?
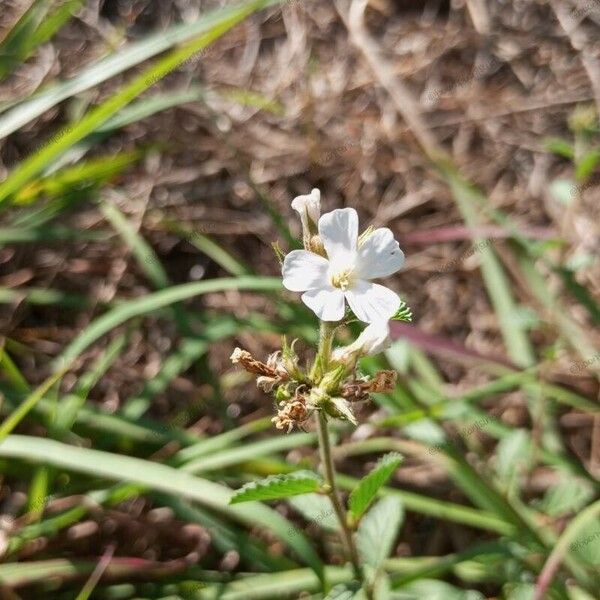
[282,208,404,322]
[332,321,391,363]
[291,189,321,239]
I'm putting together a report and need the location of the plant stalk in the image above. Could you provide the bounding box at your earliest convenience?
[310,319,335,381]
[316,411,362,582]
[313,320,365,588]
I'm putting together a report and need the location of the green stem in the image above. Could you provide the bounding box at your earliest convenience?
[311,319,369,594]
[311,320,335,382]
[316,411,363,583]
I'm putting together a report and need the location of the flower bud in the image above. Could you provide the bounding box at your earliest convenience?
[308,234,326,256]
[332,321,391,366]
[318,364,347,394]
[281,338,302,380]
[291,188,321,248]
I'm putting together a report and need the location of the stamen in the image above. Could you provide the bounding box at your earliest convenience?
[331,268,353,291]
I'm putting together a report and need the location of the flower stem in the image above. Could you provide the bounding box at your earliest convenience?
[311,320,335,382]
[316,410,363,582]
[312,319,365,588]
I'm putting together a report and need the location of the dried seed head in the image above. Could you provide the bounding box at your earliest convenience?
[266,351,288,378]
[341,370,397,401]
[271,394,310,433]
[230,347,249,364]
[230,347,279,377]
[340,381,370,403]
[369,370,397,393]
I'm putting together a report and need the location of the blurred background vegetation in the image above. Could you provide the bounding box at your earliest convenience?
[0,0,599,598]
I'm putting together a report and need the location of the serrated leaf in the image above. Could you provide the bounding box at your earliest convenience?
[230,471,322,504]
[356,495,403,569]
[348,452,402,521]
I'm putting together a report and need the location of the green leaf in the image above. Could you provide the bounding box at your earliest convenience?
[536,473,595,517]
[14,150,142,204]
[0,368,67,442]
[536,499,600,593]
[230,471,322,504]
[356,495,404,569]
[438,165,535,368]
[502,583,535,600]
[287,493,339,532]
[183,433,317,474]
[569,517,600,566]
[0,0,49,81]
[348,452,403,521]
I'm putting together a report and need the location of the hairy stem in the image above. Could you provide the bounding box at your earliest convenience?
[316,410,363,582]
[312,320,366,589]
[311,320,335,382]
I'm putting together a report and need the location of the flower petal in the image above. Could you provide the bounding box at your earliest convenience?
[282,250,329,292]
[301,288,346,321]
[356,228,405,279]
[318,208,358,264]
[345,280,400,323]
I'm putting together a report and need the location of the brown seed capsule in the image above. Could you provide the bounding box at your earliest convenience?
[368,370,397,393]
[271,387,311,433]
[341,370,397,400]
[230,347,279,377]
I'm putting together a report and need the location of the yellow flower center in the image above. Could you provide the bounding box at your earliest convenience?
[331,268,354,291]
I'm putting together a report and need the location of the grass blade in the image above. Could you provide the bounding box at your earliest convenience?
[0,367,68,442]
[0,434,324,576]
[439,164,535,368]
[0,0,276,205]
[55,276,281,369]
[0,0,280,137]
